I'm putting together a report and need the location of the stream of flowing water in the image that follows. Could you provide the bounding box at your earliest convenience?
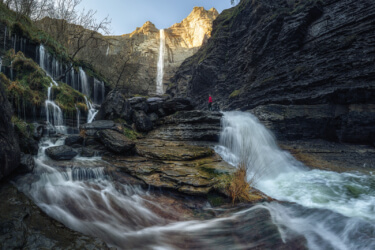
[14,111,375,249]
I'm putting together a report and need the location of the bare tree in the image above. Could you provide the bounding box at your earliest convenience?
[35,0,111,79]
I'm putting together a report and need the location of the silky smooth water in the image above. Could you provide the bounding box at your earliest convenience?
[14,111,375,249]
[216,112,375,249]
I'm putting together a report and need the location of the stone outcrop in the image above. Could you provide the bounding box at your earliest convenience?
[96,90,132,122]
[98,129,135,153]
[168,0,375,144]
[0,82,20,180]
[149,110,223,141]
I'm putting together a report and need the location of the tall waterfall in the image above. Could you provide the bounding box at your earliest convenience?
[156,29,165,94]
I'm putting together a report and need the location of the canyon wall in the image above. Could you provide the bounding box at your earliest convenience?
[73,7,218,95]
[168,0,375,144]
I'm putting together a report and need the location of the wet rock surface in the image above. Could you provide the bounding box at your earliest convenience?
[18,153,35,174]
[0,81,20,180]
[45,145,78,161]
[64,135,84,146]
[0,182,110,249]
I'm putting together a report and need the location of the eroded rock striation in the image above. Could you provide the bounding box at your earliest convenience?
[168,0,375,144]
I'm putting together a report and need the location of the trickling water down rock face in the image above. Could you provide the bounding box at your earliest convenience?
[0,81,20,180]
[168,0,375,144]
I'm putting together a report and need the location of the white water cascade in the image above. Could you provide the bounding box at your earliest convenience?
[216,111,375,249]
[45,83,66,134]
[106,45,109,56]
[156,29,165,95]
[84,96,98,123]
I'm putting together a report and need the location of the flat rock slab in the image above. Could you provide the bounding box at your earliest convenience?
[136,139,214,161]
[105,152,236,196]
[45,145,78,161]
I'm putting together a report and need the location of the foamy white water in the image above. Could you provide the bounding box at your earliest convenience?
[216,111,375,249]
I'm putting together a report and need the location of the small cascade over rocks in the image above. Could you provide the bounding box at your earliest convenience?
[84,96,98,123]
[45,83,66,134]
[215,111,304,181]
[36,44,106,128]
[156,29,165,94]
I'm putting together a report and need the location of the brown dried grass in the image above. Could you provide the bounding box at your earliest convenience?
[227,163,252,204]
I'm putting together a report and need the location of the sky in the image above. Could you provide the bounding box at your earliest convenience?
[79,0,234,35]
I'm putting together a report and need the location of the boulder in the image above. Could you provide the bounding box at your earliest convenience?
[147,97,164,112]
[17,153,35,174]
[162,97,194,115]
[32,123,44,141]
[0,82,20,180]
[133,110,153,132]
[64,135,83,146]
[130,98,149,113]
[96,90,132,122]
[45,145,78,161]
[98,129,135,154]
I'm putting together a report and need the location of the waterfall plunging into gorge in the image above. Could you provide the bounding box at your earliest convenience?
[156,29,165,94]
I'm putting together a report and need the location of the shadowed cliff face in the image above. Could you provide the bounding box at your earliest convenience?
[0,81,20,180]
[168,0,375,144]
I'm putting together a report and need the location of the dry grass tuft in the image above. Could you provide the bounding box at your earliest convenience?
[227,163,252,204]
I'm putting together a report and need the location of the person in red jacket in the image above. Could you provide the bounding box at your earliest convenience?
[208,94,213,111]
